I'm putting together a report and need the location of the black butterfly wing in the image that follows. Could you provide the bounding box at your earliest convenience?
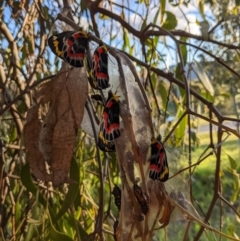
[48,31,74,61]
[92,46,109,89]
[63,31,88,67]
[48,31,88,68]
[102,98,120,141]
[98,124,115,152]
[149,140,169,182]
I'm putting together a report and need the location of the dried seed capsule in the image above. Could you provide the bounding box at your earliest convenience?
[112,185,121,211]
[133,184,149,215]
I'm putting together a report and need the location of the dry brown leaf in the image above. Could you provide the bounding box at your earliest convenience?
[51,107,76,186]
[36,66,68,104]
[24,105,52,182]
[38,67,88,187]
[66,68,88,127]
[24,66,88,186]
[39,103,57,165]
[38,67,67,164]
[35,80,53,103]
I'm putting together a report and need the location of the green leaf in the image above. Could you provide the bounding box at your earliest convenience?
[150,72,157,89]
[110,33,117,41]
[201,91,214,103]
[236,0,240,6]
[227,154,238,169]
[217,93,230,99]
[198,0,205,19]
[175,63,185,98]
[174,107,187,146]
[9,126,17,142]
[24,223,39,241]
[21,164,38,195]
[229,170,240,203]
[49,214,73,241]
[98,13,109,20]
[158,81,168,112]
[55,158,80,221]
[15,202,22,224]
[20,164,56,222]
[141,18,147,31]
[153,35,160,47]
[78,224,89,239]
[160,0,166,23]
[180,37,187,65]
[123,28,130,50]
[161,11,177,30]
[193,61,214,97]
[130,45,134,56]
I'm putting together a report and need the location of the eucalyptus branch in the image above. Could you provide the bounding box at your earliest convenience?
[141,42,161,118]
[0,74,56,115]
[209,15,240,35]
[194,125,224,240]
[182,41,240,79]
[169,132,230,180]
[169,198,240,241]
[81,1,240,50]
[85,101,104,239]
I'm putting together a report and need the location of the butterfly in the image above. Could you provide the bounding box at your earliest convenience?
[149,136,169,182]
[91,44,110,89]
[112,185,121,211]
[97,91,120,151]
[101,91,120,141]
[48,30,88,67]
[133,184,149,215]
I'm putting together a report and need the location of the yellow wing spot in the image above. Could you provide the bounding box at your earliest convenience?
[99,131,108,145]
[160,167,169,180]
[89,70,97,87]
[53,40,64,57]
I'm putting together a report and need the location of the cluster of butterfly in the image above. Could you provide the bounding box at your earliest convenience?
[111,186,147,240]
[48,30,168,182]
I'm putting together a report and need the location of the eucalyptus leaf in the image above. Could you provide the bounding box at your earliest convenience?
[161,11,177,30]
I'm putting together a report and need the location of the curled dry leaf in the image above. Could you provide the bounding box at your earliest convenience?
[24,104,52,182]
[38,68,67,165]
[25,66,88,187]
[159,201,174,228]
[45,67,88,187]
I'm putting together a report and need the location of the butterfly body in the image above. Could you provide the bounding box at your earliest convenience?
[149,136,169,182]
[48,30,88,68]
